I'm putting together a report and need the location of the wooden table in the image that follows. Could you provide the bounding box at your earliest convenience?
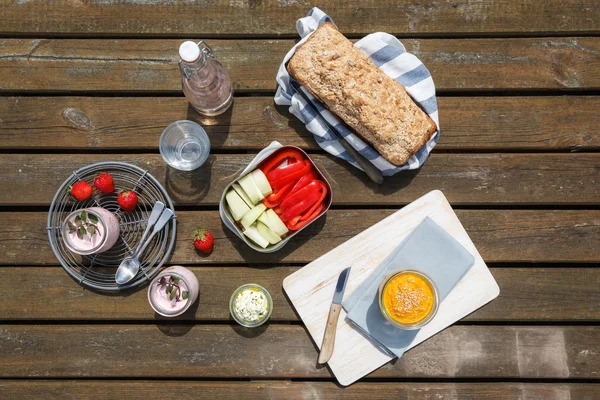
[1,1,599,398]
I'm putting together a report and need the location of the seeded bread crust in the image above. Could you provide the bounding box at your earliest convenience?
[287,22,437,166]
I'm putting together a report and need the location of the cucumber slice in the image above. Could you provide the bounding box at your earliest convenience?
[256,221,282,245]
[257,211,270,226]
[225,190,251,221]
[238,174,264,204]
[232,182,255,207]
[249,174,267,200]
[251,169,273,196]
[240,203,267,230]
[243,225,269,248]
[266,208,289,236]
[259,208,283,235]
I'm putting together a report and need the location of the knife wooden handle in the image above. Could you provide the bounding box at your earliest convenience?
[318,302,343,364]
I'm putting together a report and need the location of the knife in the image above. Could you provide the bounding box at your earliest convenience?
[318,267,351,364]
[289,81,384,185]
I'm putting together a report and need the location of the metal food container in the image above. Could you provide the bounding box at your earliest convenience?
[219,145,332,253]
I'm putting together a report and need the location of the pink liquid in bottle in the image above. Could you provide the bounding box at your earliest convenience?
[179,41,233,116]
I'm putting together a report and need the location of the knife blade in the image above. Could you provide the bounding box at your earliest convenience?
[318,267,351,364]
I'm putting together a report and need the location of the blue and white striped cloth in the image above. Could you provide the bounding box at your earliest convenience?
[275,8,440,176]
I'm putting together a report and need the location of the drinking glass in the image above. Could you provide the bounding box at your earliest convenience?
[159,120,210,171]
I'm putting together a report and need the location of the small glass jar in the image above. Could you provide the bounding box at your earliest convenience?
[229,284,273,327]
[62,207,120,256]
[378,270,439,330]
[148,266,200,317]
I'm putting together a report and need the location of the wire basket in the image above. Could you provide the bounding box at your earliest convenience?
[47,162,177,292]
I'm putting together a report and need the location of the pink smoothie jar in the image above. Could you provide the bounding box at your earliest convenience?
[148,266,199,317]
[62,207,120,255]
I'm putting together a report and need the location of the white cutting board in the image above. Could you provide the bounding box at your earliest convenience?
[283,190,500,386]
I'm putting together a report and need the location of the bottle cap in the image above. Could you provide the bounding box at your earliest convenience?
[179,41,201,63]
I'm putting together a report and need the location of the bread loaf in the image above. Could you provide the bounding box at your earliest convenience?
[287,22,437,166]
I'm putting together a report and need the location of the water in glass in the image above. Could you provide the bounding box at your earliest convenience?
[160,120,210,171]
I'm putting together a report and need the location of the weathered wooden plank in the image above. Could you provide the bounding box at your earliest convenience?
[1,96,598,151]
[1,381,598,399]
[0,1,598,37]
[1,37,598,92]
[1,153,598,206]
[2,210,598,265]
[0,267,597,322]
[0,325,596,378]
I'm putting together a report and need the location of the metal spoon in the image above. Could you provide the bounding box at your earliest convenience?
[290,81,384,184]
[115,203,173,285]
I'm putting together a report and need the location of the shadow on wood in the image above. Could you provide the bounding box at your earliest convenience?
[231,322,269,339]
[186,102,233,149]
[164,161,212,204]
[220,213,327,265]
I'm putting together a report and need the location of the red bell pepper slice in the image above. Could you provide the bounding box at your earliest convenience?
[267,160,306,183]
[262,182,294,208]
[260,149,305,176]
[286,203,323,231]
[287,170,317,198]
[300,181,328,218]
[268,160,312,190]
[285,181,328,227]
[280,180,323,221]
[280,180,320,213]
[282,189,320,222]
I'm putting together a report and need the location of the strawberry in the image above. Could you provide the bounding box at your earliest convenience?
[94,172,114,193]
[117,190,138,212]
[69,181,93,201]
[193,228,214,254]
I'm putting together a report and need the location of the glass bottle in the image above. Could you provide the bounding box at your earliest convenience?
[178,40,233,116]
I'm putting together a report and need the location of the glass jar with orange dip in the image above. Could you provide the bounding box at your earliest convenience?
[378,270,439,330]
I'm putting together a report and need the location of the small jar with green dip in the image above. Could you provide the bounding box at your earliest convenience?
[229,284,273,327]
